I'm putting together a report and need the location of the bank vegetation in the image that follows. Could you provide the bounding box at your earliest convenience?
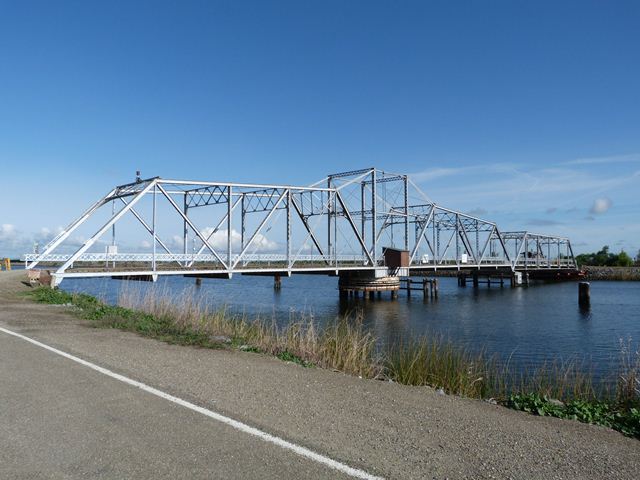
[29,286,640,438]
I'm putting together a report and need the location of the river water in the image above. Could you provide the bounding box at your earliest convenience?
[60,274,640,379]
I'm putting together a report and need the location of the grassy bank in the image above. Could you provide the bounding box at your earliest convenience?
[28,286,639,438]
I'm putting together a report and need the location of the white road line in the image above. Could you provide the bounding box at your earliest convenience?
[0,326,384,480]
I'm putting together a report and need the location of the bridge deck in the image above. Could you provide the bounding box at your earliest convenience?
[26,254,579,282]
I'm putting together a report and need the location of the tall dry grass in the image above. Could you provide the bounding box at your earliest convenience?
[617,338,640,407]
[117,286,639,405]
[118,286,380,378]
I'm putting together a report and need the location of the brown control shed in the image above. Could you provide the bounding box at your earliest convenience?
[382,247,410,269]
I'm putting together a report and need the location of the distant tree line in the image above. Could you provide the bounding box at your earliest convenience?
[575,245,638,267]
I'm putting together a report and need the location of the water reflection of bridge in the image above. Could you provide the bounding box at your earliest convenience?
[24,168,579,288]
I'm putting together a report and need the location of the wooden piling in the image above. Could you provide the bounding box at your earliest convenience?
[578,282,590,307]
[274,274,281,290]
[195,277,202,286]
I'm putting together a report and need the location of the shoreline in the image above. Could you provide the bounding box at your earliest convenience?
[582,266,640,281]
[413,266,640,281]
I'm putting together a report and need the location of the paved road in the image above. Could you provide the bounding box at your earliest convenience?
[0,331,357,480]
[1,270,639,479]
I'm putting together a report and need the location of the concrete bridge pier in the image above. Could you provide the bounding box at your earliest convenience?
[338,271,400,300]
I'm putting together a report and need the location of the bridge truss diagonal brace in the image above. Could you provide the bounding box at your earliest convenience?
[335,191,375,266]
[492,228,512,267]
[409,207,435,265]
[456,218,478,265]
[475,225,495,265]
[118,197,180,266]
[290,196,330,266]
[54,181,157,275]
[156,184,228,269]
[231,189,288,270]
[187,196,242,267]
[27,188,117,270]
[438,229,458,265]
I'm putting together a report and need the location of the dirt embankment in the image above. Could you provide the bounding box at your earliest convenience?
[582,266,640,281]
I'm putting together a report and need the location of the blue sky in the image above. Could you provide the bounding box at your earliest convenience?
[1,0,639,257]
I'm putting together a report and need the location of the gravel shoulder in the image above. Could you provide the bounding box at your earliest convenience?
[1,270,638,479]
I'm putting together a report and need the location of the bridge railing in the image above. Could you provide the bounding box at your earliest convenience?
[24,253,369,265]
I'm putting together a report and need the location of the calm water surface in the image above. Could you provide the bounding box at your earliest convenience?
[61,275,640,378]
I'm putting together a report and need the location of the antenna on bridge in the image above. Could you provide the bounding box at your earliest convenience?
[135,170,142,183]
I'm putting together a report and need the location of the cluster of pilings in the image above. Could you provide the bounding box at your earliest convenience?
[400,277,438,300]
[338,272,400,300]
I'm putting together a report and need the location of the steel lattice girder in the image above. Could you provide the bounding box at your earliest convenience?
[25,169,578,284]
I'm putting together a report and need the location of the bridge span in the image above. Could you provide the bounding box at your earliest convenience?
[25,168,579,289]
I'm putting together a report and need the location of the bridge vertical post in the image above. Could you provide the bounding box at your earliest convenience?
[286,190,291,269]
[568,240,576,268]
[327,180,332,266]
[183,195,189,267]
[333,191,338,266]
[152,184,157,272]
[436,222,440,264]
[361,181,366,245]
[241,194,245,252]
[404,175,409,251]
[371,169,377,265]
[475,220,479,264]
[111,200,116,268]
[227,186,233,268]
[455,215,460,267]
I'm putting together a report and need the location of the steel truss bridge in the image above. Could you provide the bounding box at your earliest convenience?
[25,168,578,286]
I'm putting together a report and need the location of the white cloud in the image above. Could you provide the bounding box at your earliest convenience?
[590,198,612,214]
[0,224,41,256]
[526,219,564,226]
[250,232,279,252]
[177,227,279,253]
[411,167,473,182]
[200,227,242,250]
[0,224,17,240]
[465,208,488,217]
[564,153,640,166]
